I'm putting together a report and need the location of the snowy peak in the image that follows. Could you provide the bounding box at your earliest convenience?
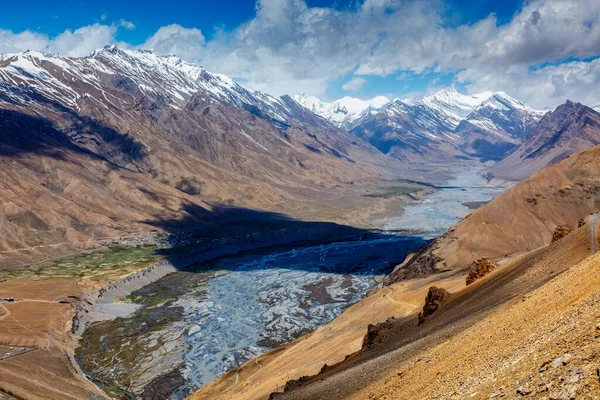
[0,46,327,129]
[293,93,390,128]
[345,89,548,163]
[421,88,494,118]
[462,92,546,138]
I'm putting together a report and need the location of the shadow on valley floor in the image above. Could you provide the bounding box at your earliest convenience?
[140,202,430,275]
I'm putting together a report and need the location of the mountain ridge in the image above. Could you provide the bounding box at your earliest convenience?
[0,46,397,266]
[298,88,548,162]
[488,101,600,180]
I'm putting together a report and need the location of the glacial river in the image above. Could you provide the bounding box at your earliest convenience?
[171,168,506,396]
[76,168,506,399]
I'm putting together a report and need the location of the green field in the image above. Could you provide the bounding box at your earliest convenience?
[365,185,423,199]
[3,245,166,282]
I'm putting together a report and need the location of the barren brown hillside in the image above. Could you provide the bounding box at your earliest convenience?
[0,49,416,267]
[387,143,600,284]
[192,145,600,400]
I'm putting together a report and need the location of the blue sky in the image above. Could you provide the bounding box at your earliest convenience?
[0,0,522,42]
[1,0,599,108]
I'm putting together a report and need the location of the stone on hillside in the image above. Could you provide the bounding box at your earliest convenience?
[418,286,450,325]
[552,226,572,243]
[466,258,498,285]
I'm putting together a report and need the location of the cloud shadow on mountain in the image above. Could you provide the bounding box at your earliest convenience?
[0,107,146,166]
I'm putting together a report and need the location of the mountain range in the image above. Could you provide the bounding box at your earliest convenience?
[296,88,547,162]
[488,101,600,180]
[2,44,600,400]
[0,46,392,265]
[2,45,600,268]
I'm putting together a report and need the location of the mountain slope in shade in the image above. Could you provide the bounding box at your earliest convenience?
[0,47,393,265]
[293,93,390,129]
[488,101,600,181]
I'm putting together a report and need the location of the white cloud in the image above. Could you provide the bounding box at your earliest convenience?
[0,29,48,53]
[119,20,136,30]
[460,58,600,109]
[139,24,205,61]
[0,24,120,57]
[342,77,366,92]
[0,0,599,108]
[47,24,117,57]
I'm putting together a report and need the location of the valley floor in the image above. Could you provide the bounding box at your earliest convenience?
[0,163,505,400]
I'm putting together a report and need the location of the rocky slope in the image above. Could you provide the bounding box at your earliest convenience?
[488,101,600,180]
[192,144,600,400]
[281,228,600,400]
[0,47,395,266]
[387,143,600,284]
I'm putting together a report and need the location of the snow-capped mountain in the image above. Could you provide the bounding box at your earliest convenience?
[460,92,546,138]
[420,88,494,119]
[0,46,331,129]
[0,46,394,257]
[293,93,390,128]
[488,101,600,180]
[348,89,546,162]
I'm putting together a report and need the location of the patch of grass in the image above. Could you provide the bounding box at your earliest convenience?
[365,186,422,199]
[5,246,166,283]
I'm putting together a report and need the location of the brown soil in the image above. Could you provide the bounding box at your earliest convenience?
[391,144,600,283]
[0,278,104,399]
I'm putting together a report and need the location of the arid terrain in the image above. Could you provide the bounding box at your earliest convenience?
[0,34,598,400]
[193,144,600,400]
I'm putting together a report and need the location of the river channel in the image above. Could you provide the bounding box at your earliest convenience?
[76,168,506,399]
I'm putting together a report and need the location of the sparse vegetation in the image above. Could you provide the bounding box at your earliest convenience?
[4,246,165,283]
[365,186,422,199]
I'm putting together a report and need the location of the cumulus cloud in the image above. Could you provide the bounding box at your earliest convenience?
[0,24,120,57]
[459,58,600,109]
[47,24,118,57]
[342,77,366,91]
[139,24,205,61]
[0,0,599,107]
[0,29,48,53]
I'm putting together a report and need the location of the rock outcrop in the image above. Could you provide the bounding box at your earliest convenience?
[418,286,450,325]
[362,317,396,351]
[552,225,573,243]
[466,257,498,285]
